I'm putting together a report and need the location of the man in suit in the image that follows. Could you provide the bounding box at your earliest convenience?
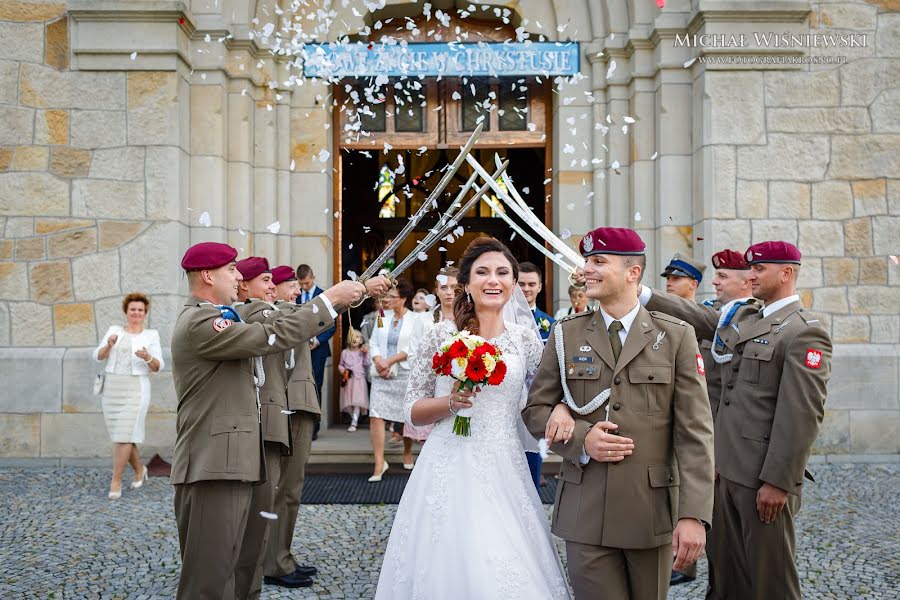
[263,265,322,589]
[523,227,714,600]
[170,242,389,599]
[518,261,556,342]
[639,241,831,600]
[661,253,706,303]
[296,264,335,440]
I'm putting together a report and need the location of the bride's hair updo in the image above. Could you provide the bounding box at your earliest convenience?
[452,237,519,335]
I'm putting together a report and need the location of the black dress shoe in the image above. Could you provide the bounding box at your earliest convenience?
[293,563,318,577]
[669,571,696,586]
[264,573,313,588]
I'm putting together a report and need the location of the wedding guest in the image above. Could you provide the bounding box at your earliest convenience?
[296,264,335,441]
[554,284,590,319]
[518,261,555,341]
[411,288,431,313]
[431,267,459,323]
[93,293,163,499]
[368,278,417,480]
[339,327,370,432]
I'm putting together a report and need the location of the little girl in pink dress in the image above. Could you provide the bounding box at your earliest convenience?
[338,328,371,432]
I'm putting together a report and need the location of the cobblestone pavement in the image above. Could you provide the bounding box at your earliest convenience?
[1,463,897,599]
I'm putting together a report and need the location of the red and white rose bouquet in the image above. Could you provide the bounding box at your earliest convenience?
[431,331,507,436]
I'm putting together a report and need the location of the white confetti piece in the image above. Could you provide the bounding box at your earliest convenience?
[563,144,575,155]
[347,270,358,280]
[417,251,428,261]
[436,274,448,285]
[333,211,340,219]
[611,160,620,170]
[606,60,617,80]
[198,211,211,227]
[650,152,658,160]
[281,410,295,415]
[537,438,550,459]
[522,187,530,194]
[312,304,319,313]
[238,228,246,236]
[634,211,642,222]
[267,334,276,346]
[560,228,571,240]
[317,149,330,163]
[454,225,465,237]
[130,52,137,60]
[266,221,281,234]
[623,116,635,124]
[204,33,211,43]
[890,255,899,265]
[622,125,629,135]
[424,294,436,308]
[290,159,295,171]
[261,22,275,37]
[684,57,697,68]
[260,511,278,520]
[383,142,392,154]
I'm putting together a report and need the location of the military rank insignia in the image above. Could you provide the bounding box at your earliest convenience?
[805,348,822,369]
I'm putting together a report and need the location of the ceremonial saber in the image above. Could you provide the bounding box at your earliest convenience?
[482,195,577,273]
[359,122,484,281]
[485,154,586,269]
[389,161,509,278]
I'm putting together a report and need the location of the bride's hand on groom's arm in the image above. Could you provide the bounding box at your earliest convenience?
[583,423,635,463]
[672,518,706,571]
[545,404,576,444]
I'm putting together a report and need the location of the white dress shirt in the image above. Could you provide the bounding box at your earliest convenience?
[761,294,800,318]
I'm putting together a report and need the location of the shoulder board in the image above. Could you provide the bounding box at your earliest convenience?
[559,311,592,323]
[649,311,689,327]
[796,308,823,327]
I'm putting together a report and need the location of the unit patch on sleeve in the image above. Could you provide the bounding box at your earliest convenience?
[696,353,705,376]
[805,348,822,369]
[213,317,233,332]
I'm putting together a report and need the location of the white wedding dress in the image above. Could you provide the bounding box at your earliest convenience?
[375,321,571,600]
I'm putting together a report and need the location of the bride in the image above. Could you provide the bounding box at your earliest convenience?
[375,238,571,599]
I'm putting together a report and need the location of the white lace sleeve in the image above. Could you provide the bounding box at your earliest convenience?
[403,320,453,425]
[518,325,545,387]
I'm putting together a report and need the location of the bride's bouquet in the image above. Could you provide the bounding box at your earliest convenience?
[432,331,507,436]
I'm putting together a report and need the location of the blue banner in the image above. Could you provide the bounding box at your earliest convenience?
[303,42,580,78]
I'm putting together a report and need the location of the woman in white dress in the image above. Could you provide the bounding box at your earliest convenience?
[375,238,571,600]
[93,293,163,499]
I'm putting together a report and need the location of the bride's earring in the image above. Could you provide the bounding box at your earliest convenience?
[466,290,472,304]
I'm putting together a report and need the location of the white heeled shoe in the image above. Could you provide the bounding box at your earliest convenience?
[403,463,414,471]
[368,461,389,482]
[108,488,122,500]
[130,466,148,490]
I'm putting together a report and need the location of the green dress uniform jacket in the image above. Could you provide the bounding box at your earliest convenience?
[276,301,321,417]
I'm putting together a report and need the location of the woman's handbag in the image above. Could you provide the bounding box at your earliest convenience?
[93,373,106,396]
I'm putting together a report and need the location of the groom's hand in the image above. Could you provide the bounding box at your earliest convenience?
[672,518,706,571]
[584,422,634,463]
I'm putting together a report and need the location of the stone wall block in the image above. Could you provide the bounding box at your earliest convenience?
[44,15,67,70]
[290,108,328,172]
[812,410,849,454]
[736,180,767,218]
[146,146,186,221]
[41,413,109,457]
[0,59,18,105]
[818,3,877,30]
[823,257,858,286]
[119,222,187,295]
[49,147,91,178]
[832,315,870,344]
[72,249,119,301]
[0,106,35,146]
[870,88,900,134]
[0,414,40,457]
[11,145,49,171]
[811,180,852,219]
[34,218,94,235]
[0,262,29,300]
[0,22,42,62]
[847,286,900,314]
[766,107,870,134]
[0,301,8,345]
[850,411,900,453]
[191,84,226,156]
[143,413,177,456]
[891,180,900,216]
[14,237,45,260]
[841,58,900,106]
[829,135,900,180]
[0,148,11,172]
[764,69,839,107]
[827,345,899,410]
[89,147,145,181]
[98,220,146,250]
[127,72,179,146]
[859,257,887,285]
[9,303,53,346]
[19,63,125,110]
[852,179,887,217]
[705,71,765,145]
[54,303,96,346]
[799,221,844,256]
[769,182,809,218]
[70,110,127,148]
[35,109,68,145]
[47,227,96,258]
[844,218,872,256]
[72,179,145,219]
[870,316,899,344]
[872,216,900,256]
[5,216,33,237]
[737,135,829,181]
[93,297,124,343]
[62,348,102,415]
[796,256,823,289]
[812,287,848,313]
[875,12,900,58]
[0,240,10,259]
[751,219,798,245]
[30,260,72,303]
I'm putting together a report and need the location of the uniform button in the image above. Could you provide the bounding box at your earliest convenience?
[727,384,734,390]
[232,424,237,429]
[796,481,803,486]
[737,347,743,354]
[577,370,584,376]
[614,377,621,385]
[318,321,325,326]
[724,400,730,406]
[613,403,621,411]
[732,365,739,372]
[648,375,654,381]
[669,475,674,483]
[763,434,770,441]
[753,351,758,356]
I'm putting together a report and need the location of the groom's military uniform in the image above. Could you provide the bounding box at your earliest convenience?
[523,228,714,600]
[171,243,335,600]
[643,241,831,600]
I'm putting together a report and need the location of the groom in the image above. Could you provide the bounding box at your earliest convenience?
[523,227,714,600]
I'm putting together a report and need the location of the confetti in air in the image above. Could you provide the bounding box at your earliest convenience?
[281,410,295,415]
[559,228,572,240]
[425,294,437,308]
[260,511,278,520]
[537,438,550,459]
[684,57,697,68]
[634,211,642,222]
[198,211,211,227]
[266,221,281,234]
[130,52,137,60]
[890,255,899,265]
[267,334,276,346]
[436,274,448,285]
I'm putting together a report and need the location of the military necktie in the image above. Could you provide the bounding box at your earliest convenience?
[608,320,624,363]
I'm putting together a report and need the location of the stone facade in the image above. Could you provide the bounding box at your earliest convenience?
[0,0,897,461]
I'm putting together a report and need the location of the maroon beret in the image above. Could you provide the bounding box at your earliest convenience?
[744,241,801,265]
[711,249,750,270]
[579,227,645,257]
[271,265,297,285]
[181,242,238,271]
[235,256,271,281]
